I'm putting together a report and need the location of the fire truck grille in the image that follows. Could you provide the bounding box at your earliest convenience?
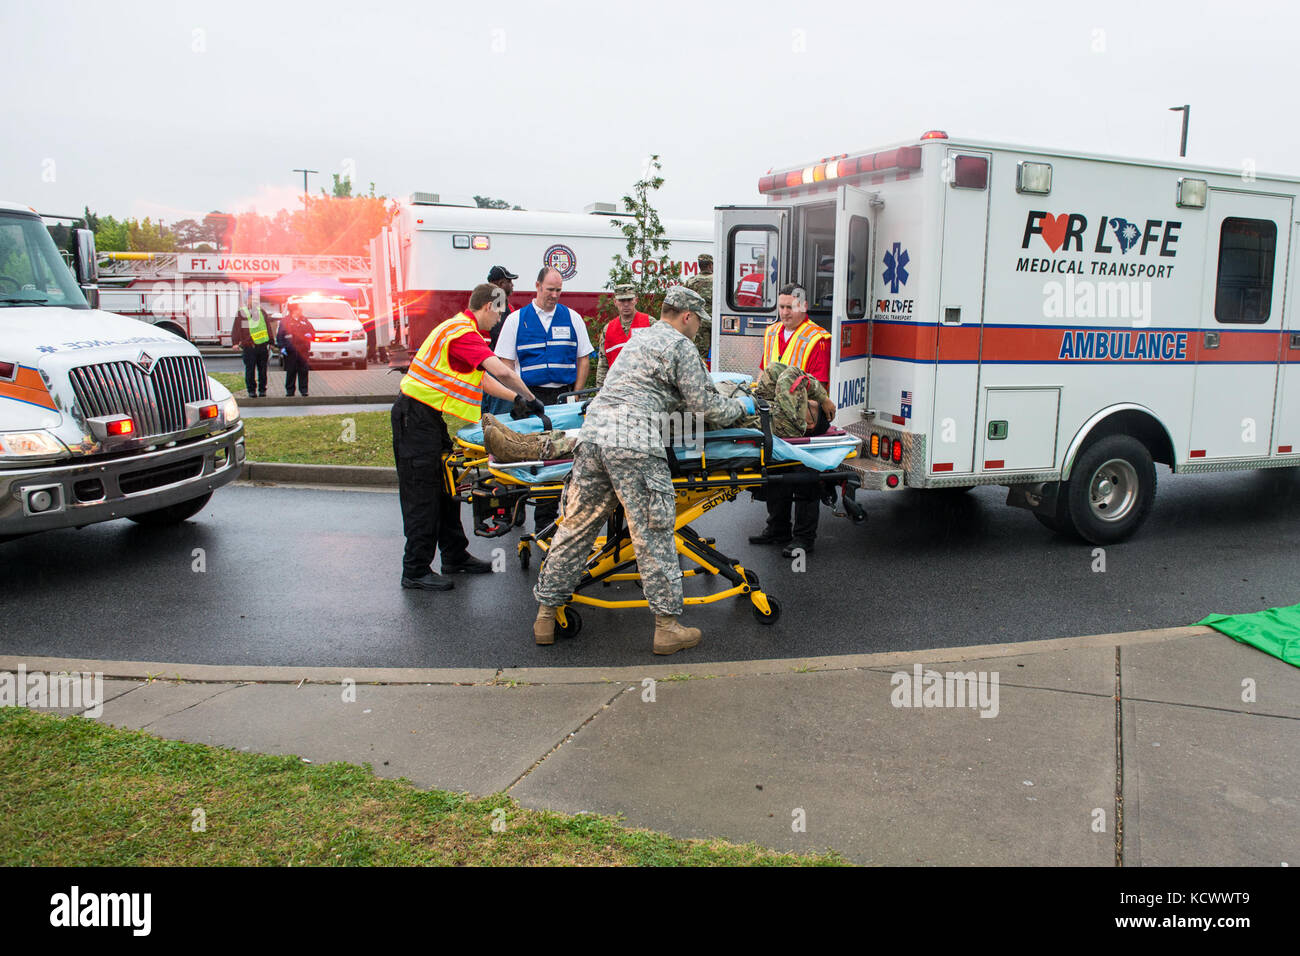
[70,356,211,439]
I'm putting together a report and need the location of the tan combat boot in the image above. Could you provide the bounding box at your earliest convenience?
[534,605,558,645]
[653,615,702,655]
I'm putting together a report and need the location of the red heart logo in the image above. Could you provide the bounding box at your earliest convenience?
[1040,213,1067,252]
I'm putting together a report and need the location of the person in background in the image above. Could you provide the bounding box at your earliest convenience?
[491,265,595,539]
[277,303,313,398]
[748,284,832,557]
[231,288,271,397]
[481,265,519,418]
[681,252,714,367]
[595,283,652,388]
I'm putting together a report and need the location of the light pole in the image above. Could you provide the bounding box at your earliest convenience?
[1168,105,1189,158]
[292,168,319,198]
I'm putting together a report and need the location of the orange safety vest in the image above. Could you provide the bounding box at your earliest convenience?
[400,312,485,422]
[601,312,651,366]
[761,318,830,372]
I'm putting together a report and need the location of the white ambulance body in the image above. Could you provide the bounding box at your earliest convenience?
[714,131,1300,542]
[371,197,710,353]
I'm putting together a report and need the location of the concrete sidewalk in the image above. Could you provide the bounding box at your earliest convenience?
[6,627,1296,866]
[233,366,400,406]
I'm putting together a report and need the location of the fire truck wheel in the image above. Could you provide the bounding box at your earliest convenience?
[126,492,214,527]
[1064,436,1156,544]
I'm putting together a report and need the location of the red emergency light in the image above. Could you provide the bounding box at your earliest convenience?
[198,403,219,421]
[107,418,135,437]
[920,130,949,139]
[759,145,923,196]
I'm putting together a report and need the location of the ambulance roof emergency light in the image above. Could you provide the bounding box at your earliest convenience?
[1177,178,1208,208]
[920,130,948,140]
[1016,162,1053,195]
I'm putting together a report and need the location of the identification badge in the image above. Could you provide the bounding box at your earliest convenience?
[552,326,571,340]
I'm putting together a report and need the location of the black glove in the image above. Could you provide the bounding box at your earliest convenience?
[510,396,528,420]
[526,398,546,418]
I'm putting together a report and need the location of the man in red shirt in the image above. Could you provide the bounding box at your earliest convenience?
[393,283,542,590]
[750,284,832,557]
[595,283,653,387]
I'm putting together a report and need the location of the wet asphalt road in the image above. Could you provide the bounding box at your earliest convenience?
[2,469,1298,669]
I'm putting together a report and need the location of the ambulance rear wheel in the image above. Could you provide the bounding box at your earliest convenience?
[1064,435,1156,544]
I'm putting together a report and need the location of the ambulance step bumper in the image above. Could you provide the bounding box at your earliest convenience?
[844,458,905,491]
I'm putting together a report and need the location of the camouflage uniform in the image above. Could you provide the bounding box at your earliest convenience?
[534,299,744,615]
[718,362,833,438]
[681,265,713,367]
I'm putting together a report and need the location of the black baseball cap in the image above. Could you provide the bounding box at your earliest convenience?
[487,266,518,282]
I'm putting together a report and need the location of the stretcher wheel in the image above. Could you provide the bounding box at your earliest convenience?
[742,568,760,590]
[556,607,582,638]
[518,544,531,570]
[752,595,781,625]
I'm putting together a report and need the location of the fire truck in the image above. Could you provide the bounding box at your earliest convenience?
[370,195,710,353]
[713,130,1300,543]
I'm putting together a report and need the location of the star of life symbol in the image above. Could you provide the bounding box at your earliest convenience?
[136,351,155,373]
[883,243,910,294]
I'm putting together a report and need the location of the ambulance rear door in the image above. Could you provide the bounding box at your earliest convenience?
[830,186,874,419]
[714,205,789,375]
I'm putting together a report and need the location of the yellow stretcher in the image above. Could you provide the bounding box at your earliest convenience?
[444,398,863,636]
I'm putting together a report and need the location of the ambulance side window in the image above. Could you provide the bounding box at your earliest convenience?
[1214,217,1276,324]
[727,226,777,311]
[846,215,869,319]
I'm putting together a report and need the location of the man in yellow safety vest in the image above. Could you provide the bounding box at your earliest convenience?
[393,283,544,591]
[750,283,833,557]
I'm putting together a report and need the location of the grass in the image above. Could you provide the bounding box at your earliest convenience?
[242,411,393,467]
[210,371,246,394]
[0,709,844,866]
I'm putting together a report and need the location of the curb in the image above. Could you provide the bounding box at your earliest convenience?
[238,394,397,407]
[0,625,1216,687]
[240,461,397,486]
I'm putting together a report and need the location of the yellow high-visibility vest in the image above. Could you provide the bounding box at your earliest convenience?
[762,318,830,372]
[400,312,485,422]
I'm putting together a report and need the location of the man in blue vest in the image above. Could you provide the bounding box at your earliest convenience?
[492,265,595,538]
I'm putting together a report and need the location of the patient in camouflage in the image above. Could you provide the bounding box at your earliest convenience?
[478,362,837,464]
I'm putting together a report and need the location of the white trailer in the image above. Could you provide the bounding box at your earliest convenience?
[713,131,1300,543]
[371,197,711,353]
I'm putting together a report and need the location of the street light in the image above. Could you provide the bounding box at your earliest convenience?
[1168,105,1190,158]
[292,168,319,197]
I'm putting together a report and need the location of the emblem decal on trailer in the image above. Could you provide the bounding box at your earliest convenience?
[544,244,578,280]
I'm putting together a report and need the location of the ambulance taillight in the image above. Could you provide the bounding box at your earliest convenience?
[892,440,903,464]
[870,434,880,457]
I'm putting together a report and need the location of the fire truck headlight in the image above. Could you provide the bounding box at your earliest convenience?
[0,430,69,460]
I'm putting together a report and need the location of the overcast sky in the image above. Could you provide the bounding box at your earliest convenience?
[2,0,1294,226]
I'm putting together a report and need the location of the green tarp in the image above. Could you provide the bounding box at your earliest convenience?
[1199,604,1300,668]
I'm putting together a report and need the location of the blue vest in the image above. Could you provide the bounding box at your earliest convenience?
[515,303,579,387]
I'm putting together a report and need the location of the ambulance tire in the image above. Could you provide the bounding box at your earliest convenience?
[1063,436,1156,544]
[126,492,214,527]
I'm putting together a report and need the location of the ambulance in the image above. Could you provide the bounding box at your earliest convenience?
[713,131,1300,543]
[0,202,245,541]
[371,195,711,354]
